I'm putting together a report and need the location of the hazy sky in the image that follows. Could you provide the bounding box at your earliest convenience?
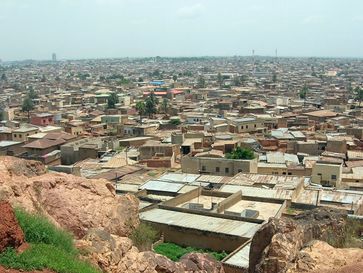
[1,0,363,61]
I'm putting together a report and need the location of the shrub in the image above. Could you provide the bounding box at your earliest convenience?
[14,208,76,254]
[225,147,255,160]
[130,223,158,251]
[326,218,363,248]
[154,242,228,261]
[169,119,181,126]
[0,244,99,273]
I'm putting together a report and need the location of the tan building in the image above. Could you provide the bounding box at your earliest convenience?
[311,161,342,187]
[229,117,265,134]
[181,155,258,176]
[12,127,39,142]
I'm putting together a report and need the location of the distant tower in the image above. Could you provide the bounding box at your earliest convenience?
[275,48,277,58]
[52,53,57,62]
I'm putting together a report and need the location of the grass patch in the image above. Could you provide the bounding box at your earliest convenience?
[154,242,228,261]
[0,208,100,273]
[14,208,76,254]
[0,244,99,273]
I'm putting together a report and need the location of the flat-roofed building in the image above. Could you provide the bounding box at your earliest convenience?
[12,127,39,142]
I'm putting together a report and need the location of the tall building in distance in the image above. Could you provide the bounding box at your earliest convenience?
[52,53,57,62]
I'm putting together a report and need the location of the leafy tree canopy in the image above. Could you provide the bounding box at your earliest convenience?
[226,147,255,160]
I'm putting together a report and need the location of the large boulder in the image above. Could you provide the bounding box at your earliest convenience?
[249,208,350,273]
[0,201,25,252]
[293,240,363,273]
[76,228,225,273]
[0,157,139,238]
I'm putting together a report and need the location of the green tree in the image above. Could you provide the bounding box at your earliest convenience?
[197,75,206,88]
[107,92,118,109]
[299,84,308,99]
[272,73,277,83]
[28,86,38,99]
[1,73,6,81]
[161,98,169,114]
[145,92,158,118]
[217,72,223,87]
[354,86,363,107]
[172,75,178,82]
[22,96,34,122]
[233,76,241,87]
[226,147,255,160]
[136,101,145,122]
[169,119,181,126]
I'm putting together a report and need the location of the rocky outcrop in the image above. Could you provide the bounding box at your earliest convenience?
[0,201,25,252]
[0,157,139,238]
[249,208,361,273]
[0,157,224,273]
[293,240,363,273]
[76,228,224,273]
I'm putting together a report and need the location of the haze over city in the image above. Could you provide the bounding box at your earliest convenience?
[1,1,363,273]
[1,0,363,61]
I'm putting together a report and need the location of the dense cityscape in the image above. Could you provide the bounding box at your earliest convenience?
[1,0,363,273]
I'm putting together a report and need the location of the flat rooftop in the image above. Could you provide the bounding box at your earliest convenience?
[226,199,282,220]
[177,195,225,210]
[140,208,261,238]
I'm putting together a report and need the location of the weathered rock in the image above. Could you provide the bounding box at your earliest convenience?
[0,157,224,273]
[249,208,349,273]
[0,157,139,238]
[77,228,224,273]
[292,240,363,273]
[0,201,25,252]
[180,252,225,273]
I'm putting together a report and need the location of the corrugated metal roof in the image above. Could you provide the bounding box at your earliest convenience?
[266,152,286,164]
[116,183,139,193]
[159,173,200,183]
[223,242,251,268]
[140,208,261,238]
[178,185,199,194]
[139,180,185,193]
[220,184,294,200]
[197,175,225,183]
[228,173,302,189]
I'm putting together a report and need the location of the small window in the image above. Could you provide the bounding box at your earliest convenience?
[241,126,244,129]
[282,172,286,175]
[202,166,206,171]
[317,173,322,176]
[288,172,292,175]
[254,124,256,128]
[216,167,220,173]
[331,175,337,180]
[225,167,229,173]
[238,169,242,173]
[246,125,249,129]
